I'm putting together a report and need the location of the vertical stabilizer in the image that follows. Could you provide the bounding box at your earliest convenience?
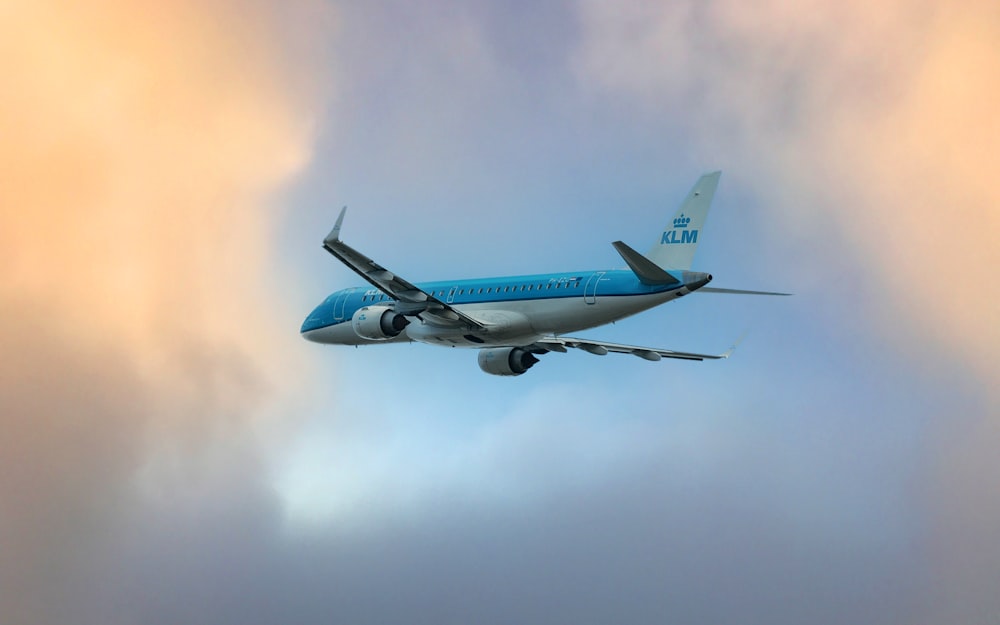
[645,171,721,270]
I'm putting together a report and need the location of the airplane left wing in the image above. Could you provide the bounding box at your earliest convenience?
[531,335,742,361]
[322,208,485,329]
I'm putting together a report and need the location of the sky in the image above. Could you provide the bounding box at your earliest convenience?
[1,1,997,623]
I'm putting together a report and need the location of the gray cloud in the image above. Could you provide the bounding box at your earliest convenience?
[0,303,144,623]
[105,393,928,625]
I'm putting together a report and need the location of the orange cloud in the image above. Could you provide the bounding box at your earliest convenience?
[2,0,315,353]
[817,3,1000,379]
[0,1,329,621]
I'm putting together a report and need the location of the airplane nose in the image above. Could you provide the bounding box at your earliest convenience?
[682,271,712,291]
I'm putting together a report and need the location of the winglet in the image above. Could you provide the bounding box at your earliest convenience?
[721,331,749,358]
[612,241,680,286]
[324,206,347,247]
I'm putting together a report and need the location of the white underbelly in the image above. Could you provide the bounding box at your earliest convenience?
[455,291,675,336]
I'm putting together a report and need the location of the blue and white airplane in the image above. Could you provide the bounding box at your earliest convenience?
[302,172,787,375]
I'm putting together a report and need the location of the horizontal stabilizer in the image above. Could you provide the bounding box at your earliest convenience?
[698,287,791,296]
[612,241,680,286]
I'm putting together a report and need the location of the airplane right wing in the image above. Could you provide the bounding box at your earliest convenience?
[530,334,744,361]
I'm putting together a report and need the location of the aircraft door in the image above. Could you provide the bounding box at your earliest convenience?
[584,272,605,305]
[333,290,351,320]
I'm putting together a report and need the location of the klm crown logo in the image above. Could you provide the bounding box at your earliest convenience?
[661,213,698,245]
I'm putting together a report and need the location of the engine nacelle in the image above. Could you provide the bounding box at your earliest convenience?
[351,306,409,341]
[477,347,540,376]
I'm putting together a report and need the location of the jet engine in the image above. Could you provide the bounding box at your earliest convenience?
[351,305,409,340]
[477,347,540,376]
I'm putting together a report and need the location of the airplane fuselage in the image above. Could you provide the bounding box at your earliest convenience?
[301,269,711,348]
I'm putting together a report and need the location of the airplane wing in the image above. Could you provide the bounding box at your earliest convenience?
[531,335,743,361]
[322,208,485,329]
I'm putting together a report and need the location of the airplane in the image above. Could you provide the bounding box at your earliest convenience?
[301,171,788,376]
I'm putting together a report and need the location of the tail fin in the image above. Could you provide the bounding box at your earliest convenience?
[645,171,721,270]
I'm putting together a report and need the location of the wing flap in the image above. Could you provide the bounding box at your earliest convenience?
[532,335,740,361]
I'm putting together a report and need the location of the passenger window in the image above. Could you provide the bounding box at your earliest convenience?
[526,285,532,291]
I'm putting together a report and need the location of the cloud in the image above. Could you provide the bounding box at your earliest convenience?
[122,382,928,625]
[2,2,996,624]
[0,1,328,622]
[574,0,999,384]
[574,1,1000,621]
